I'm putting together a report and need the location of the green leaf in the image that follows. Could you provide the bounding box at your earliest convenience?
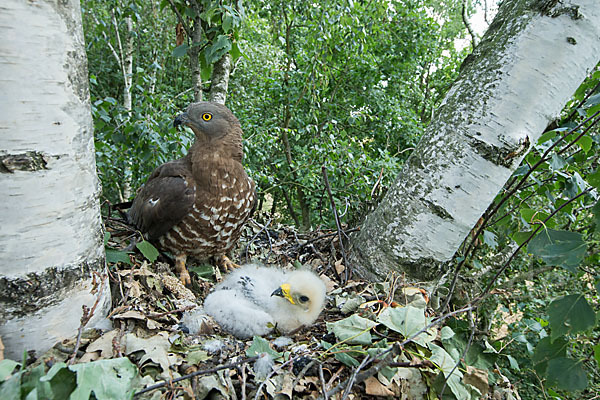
[204,35,232,64]
[537,131,556,144]
[246,336,282,360]
[0,359,19,381]
[583,92,600,108]
[0,371,21,399]
[68,358,139,400]
[506,354,519,371]
[188,264,214,281]
[326,314,377,345]
[592,201,600,227]
[546,357,587,391]
[576,135,593,153]
[594,343,600,368]
[549,153,566,171]
[527,229,587,272]
[172,43,189,58]
[136,240,159,262]
[532,336,567,374]
[588,171,600,190]
[104,231,110,245]
[548,294,596,340]
[321,341,361,367]
[377,306,434,346]
[105,249,132,265]
[512,231,532,246]
[482,230,498,248]
[40,362,77,399]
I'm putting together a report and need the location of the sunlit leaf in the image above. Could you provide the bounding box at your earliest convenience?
[576,135,593,153]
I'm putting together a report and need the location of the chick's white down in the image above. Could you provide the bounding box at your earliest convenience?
[203,264,327,338]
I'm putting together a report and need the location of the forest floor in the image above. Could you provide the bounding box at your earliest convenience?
[34,214,522,400]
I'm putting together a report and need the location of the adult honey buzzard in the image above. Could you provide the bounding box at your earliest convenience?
[128,102,256,285]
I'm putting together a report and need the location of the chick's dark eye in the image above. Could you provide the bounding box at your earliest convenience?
[202,113,212,121]
[299,295,309,303]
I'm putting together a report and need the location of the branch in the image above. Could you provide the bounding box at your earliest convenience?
[461,0,479,48]
[166,0,192,38]
[133,356,258,397]
[322,166,350,283]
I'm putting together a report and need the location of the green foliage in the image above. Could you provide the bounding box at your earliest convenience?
[467,63,600,398]
[136,240,160,262]
[246,336,283,360]
[547,294,596,340]
[0,358,140,400]
[527,229,587,272]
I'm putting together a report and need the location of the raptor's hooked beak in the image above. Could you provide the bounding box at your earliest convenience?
[271,283,295,304]
[173,112,190,128]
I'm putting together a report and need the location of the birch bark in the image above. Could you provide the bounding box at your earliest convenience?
[208,53,232,105]
[0,0,110,359]
[350,0,600,282]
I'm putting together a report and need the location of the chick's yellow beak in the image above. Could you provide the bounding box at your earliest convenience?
[271,283,295,304]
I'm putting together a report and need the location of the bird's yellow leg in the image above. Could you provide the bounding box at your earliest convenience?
[175,253,191,286]
[216,254,240,272]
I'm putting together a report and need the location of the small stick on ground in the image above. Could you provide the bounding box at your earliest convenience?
[68,272,107,365]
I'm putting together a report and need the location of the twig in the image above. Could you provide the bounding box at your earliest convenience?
[146,305,196,319]
[319,305,476,399]
[165,0,192,38]
[68,273,107,365]
[475,187,592,301]
[440,308,476,396]
[341,355,371,400]
[295,227,360,251]
[318,363,328,400]
[245,218,273,262]
[322,166,350,283]
[254,353,308,400]
[370,167,384,198]
[134,356,258,397]
[240,362,248,400]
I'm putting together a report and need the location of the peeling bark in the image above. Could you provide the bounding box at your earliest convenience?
[350,0,600,282]
[0,0,110,359]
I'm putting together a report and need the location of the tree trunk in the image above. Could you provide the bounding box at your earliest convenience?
[208,53,232,105]
[189,17,204,102]
[0,0,110,360]
[350,0,600,282]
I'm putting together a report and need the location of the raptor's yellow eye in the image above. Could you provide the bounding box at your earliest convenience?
[202,113,212,121]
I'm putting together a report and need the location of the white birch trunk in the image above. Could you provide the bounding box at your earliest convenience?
[208,53,232,105]
[0,0,111,359]
[350,0,600,281]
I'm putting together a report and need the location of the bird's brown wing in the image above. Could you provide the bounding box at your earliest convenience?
[128,160,196,241]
